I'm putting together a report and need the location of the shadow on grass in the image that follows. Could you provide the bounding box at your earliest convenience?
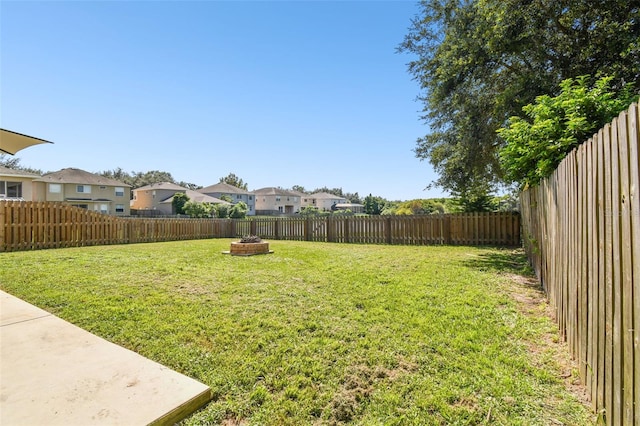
[461,247,536,278]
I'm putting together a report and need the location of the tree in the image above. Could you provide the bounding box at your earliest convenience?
[184,201,214,218]
[399,0,640,195]
[498,76,637,188]
[0,155,44,174]
[219,173,248,190]
[229,201,248,219]
[395,199,447,215]
[214,203,230,219]
[172,192,189,215]
[0,155,23,169]
[363,194,386,215]
[291,185,306,193]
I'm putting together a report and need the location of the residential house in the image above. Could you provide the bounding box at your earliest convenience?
[131,182,228,215]
[33,168,131,215]
[253,187,303,215]
[0,165,41,201]
[161,190,229,214]
[301,192,348,211]
[197,182,255,216]
[335,203,365,214]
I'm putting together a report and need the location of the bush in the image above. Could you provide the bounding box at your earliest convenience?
[498,75,637,188]
[229,202,248,219]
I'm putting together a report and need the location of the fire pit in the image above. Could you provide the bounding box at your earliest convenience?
[224,235,273,256]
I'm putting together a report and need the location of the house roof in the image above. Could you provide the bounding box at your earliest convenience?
[35,168,131,187]
[0,165,41,179]
[161,190,230,205]
[310,192,346,200]
[252,187,300,197]
[198,182,249,195]
[133,182,186,191]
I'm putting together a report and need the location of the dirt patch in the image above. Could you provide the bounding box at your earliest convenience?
[327,361,417,424]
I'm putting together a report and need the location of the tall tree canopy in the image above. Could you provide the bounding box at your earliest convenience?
[399,0,640,195]
[219,173,248,190]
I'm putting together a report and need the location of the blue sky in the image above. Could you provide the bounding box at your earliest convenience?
[1,0,446,201]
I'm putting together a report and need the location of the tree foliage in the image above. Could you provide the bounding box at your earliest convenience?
[0,155,45,174]
[363,194,386,215]
[219,173,248,190]
[99,168,199,189]
[214,203,230,219]
[498,76,637,187]
[229,201,248,219]
[184,201,214,218]
[172,192,189,215]
[399,0,640,194]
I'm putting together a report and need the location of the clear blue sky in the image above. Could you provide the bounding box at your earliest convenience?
[1,0,446,201]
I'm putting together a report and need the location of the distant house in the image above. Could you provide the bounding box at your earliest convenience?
[197,182,255,216]
[253,187,302,215]
[335,203,365,214]
[33,168,131,215]
[131,182,228,215]
[0,165,41,201]
[301,192,348,211]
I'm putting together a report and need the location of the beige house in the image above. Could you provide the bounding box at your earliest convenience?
[253,187,302,215]
[33,168,131,215]
[301,192,348,211]
[131,182,228,215]
[198,182,255,216]
[0,165,41,200]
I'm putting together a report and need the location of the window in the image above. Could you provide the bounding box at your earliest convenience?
[49,184,61,193]
[249,196,253,200]
[278,206,283,213]
[76,185,91,193]
[115,204,125,213]
[115,187,125,197]
[7,182,22,198]
[71,204,88,209]
[276,196,281,202]
[0,181,22,198]
[100,186,106,190]
[236,194,241,199]
[99,204,108,214]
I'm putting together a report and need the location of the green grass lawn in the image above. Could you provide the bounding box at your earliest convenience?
[0,240,593,425]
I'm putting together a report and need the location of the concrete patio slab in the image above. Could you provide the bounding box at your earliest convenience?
[0,291,212,425]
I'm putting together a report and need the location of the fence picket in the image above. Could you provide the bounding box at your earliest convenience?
[520,103,639,424]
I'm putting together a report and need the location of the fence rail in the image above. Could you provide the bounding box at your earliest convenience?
[0,202,520,252]
[520,102,639,425]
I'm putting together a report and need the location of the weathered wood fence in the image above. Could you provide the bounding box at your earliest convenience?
[0,202,520,252]
[520,102,639,425]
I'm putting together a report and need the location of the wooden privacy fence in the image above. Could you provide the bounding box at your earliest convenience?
[0,202,520,251]
[520,102,640,425]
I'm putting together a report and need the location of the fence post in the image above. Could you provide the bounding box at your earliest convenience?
[274,218,280,240]
[305,217,311,241]
[326,217,332,242]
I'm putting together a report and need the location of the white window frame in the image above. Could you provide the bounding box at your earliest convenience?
[49,183,61,193]
[76,185,91,194]
[115,187,125,197]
